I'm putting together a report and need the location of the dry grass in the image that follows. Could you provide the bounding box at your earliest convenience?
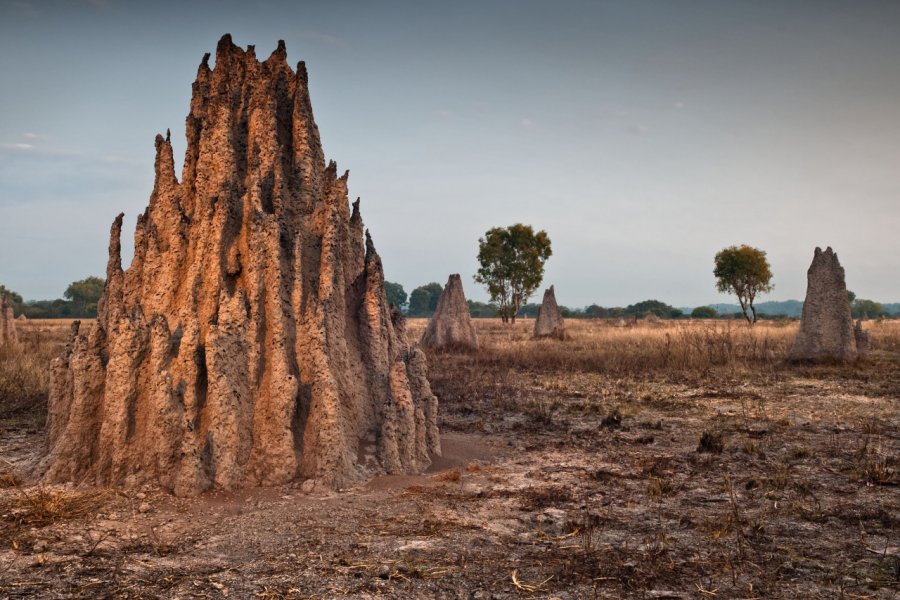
[0,319,80,428]
[408,317,900,375]
[405,316,900,598]
[0,486,118,549]
[0,316,896,597]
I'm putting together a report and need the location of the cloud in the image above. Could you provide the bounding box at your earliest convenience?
[436,109,452,119]
[521,118,534,128]
[1,143,33,150]
[673,101,685,110]
[23,132,39,139]
[629,124,650,135]
[300,31,348,50]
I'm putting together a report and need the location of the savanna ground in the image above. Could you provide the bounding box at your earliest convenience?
[0,317,897,599]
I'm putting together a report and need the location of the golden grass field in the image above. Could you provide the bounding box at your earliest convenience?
[0,317,897,597]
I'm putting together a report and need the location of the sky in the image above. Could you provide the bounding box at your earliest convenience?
[1,0,899,308]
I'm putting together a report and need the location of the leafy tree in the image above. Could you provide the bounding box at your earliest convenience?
[474,224,552,324]
[64,276,105,316]
[583,304,609,319]
[713,245,774,325]
[0,285,24,314]
[383,281,408,310]
[851,299,882,319]
[691,306,718,319]
[518,303,541,318]
[624,299,681,319]
[847,290,856,304]
[408,282,442,317]
[558,306,575,318]
[467,300,500,318]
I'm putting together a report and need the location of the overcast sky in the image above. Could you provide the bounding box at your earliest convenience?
[1,0,898,308]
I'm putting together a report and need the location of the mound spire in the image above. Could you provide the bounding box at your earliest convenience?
[421,274,478,351]
[534,285,566,340]
[41,35,440,495]
[790,247,860,362]
[0,295,17,347]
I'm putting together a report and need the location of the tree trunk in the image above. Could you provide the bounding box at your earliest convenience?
[738,297,752,325]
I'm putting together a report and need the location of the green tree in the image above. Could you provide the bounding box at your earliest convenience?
[64,276,105,317]
[713,245,774,325]
[0,285,24,314]
[383,281,408,310]
[474,224,552,324]
[584,304,609,319]
[408,282,442,317]
[624,299,681,319]
[847,290,857,304]
[467,300,500,318]
[691,306,718,319]
[851,299,882,319]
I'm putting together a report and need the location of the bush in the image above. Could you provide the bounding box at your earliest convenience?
[691,306,718,319]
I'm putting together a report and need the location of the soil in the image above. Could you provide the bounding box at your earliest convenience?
[0,320,898,598]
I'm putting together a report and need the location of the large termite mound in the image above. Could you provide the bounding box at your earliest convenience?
[421,274,478,350]
[790,247,859,362]
[534,285,566,340]
[40,35,440,495]
[0,295,17,346]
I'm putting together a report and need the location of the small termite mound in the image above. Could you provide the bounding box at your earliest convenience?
[0,295,17,347]
[790,247,861,362]
[421,274,478,351]
[534,285,566,340]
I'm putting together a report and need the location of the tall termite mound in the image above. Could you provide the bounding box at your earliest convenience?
[533,285,566,340]
[0,295,17,346]
[421,274,478,350]
[40,35,440,495]
[790,247,860,362]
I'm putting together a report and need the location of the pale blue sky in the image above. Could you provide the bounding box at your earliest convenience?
[1,0,898,307]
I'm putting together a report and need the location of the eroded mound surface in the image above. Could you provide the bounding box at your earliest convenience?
[0,296,17,347]
[534,285,566,339]
[791,247,860,362]
[40,35,440,495]
[421,274,478,351]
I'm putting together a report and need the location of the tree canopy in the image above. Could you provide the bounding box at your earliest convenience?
[713,245,774,324]
[0,285,24,313]
[691,306,719,319]
[408,282,443,317]
[474,224,552,323]
[64,276,105,316]
[383,281,408,310]
[851,298,882,319]
[624,299,682,319]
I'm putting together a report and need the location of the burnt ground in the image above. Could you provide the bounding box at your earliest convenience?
[0,320,898,599]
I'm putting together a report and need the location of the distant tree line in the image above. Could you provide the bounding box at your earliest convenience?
[385,280,900,321]
[0,276,105,319]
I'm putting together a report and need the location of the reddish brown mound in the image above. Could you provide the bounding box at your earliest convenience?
[534,285,566,340]
[790,247,859,362]
[0,295,16,347]
[40,35,440,495]
[421,274,478,350]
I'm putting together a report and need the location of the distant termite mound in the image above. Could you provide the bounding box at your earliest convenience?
[421,274,478,351]
[790,247,860,362]
[534,285,566,340]
[40,35,440,495]
[0,295,17,346]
